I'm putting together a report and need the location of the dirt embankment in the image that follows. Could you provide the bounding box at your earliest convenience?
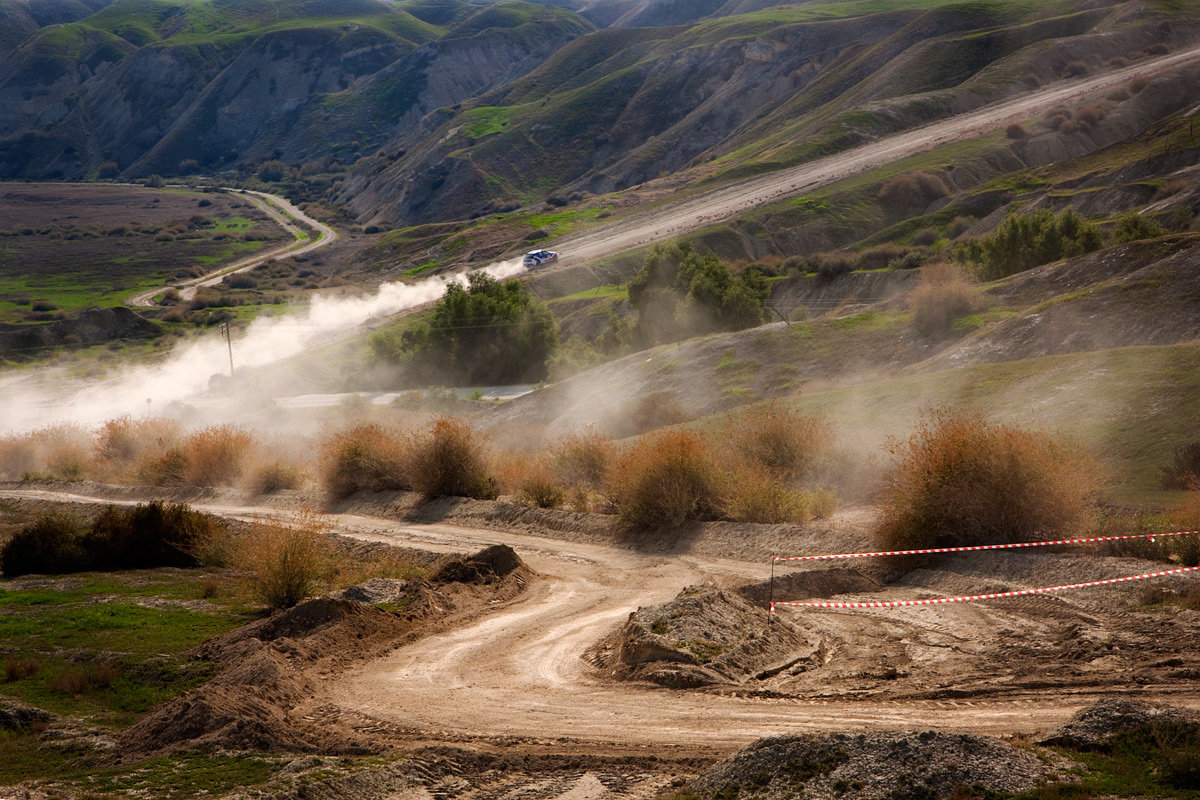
[120,543,532,759]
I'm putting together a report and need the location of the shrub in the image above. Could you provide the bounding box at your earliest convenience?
[1,512,88,576]
[236,511,336,609]
[507,454,566,509]
[406,417,496,500]
[608,430,721,530]
[1005,123,1028,139]
[1130,76,1149,94]
[720,403,832,481]
[958,208,1102,280]
[252,460,305,494]
[910,262,983,339]
[176,425,255,487]
[877,171,950,213]
[48,669,90,695]
[1062,60,1090,77]
[550,428,615,490]
[1113,211,1166,245]
[257,160,287,182]
[911,227,939,247]
[946,216,973,239]
[320,423,411,500]
[720,463,811,524]
[1075,103,1106,129]
[875,407,1100,551]
[1169,494,1200,567]
[86,502,224,570]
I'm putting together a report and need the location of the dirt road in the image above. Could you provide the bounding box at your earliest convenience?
[9,487,1195,756]
[549,44,1200,267]
[127,189,337,307]
[316,515,1200,752]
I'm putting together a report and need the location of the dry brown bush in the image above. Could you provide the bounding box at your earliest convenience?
[912,227,940,247]
[0,425,92,482]
[719,463,811,524]
[720,403,833,481]
[1130,76,1149,93]
[1005,123,1028,139]
[1075,103,1106,128]
[407,417,496,500]
[946,216,974,239]
[910,262,984,339]
[503,453,566,509]
[95,416,181,482]
[236,510,337,609]
[48,669,90,695]
[877,171,950,212]
[1168,493,1200,567]
[876,407,1100,551]
[250,460,306,494]
[608,430,721,530]
[1062,60,1090,77]
[178,425,255,487]
[1144,42,1171,56]
[550,428,615,490]
[320,422,411,500]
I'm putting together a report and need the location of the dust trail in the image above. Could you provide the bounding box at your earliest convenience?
[0,259,527,434]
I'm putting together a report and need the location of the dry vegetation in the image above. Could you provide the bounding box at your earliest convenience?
[875,406,1102,550]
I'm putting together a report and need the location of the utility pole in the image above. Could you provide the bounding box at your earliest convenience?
[221,322,234,378]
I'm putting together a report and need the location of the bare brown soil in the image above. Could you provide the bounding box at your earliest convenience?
[5,486,1199,783]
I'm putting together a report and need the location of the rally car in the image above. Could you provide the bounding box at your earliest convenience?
[522,249,559,268]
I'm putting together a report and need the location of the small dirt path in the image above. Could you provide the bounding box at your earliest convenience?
[127,189,337,307]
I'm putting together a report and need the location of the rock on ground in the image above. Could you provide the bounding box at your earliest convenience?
[1037,698,1200,751]
[693,731,1065,800]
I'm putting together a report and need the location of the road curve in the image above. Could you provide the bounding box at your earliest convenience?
[127,188,337,307]
[4,486,1198,752]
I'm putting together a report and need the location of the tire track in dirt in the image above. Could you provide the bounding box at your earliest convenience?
[6,488,1200,754]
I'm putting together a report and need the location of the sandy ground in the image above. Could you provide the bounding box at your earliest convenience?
[6,486,1198,768]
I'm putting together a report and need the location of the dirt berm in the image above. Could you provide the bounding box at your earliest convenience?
[587,584,819,689]
[690,730,1065,800]
[119,543,531,758]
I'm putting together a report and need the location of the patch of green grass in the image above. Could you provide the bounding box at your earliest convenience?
[0,570,255,725]
[551,284,628,302]
[462,105,523,139]
[404,259,443,278]
[0,736,280,799]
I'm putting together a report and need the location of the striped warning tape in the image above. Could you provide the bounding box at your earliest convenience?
[771,530,1199,563]
[770,565,1200,612]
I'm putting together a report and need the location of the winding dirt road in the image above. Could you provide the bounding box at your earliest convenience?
[315,515,1200,752]
[127,189,337,307]
[9,487,1195,756]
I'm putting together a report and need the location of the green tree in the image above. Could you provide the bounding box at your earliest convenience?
[957,208,1102,280]
[628,240,767,345]
[373,272,557,385]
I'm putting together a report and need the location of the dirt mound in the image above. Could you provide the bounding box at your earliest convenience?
[692,731,1063,800]
[432,543,525,584]
[1037,699,1200,751]
[0,697,52,733]
[589,584,817,688]
[121,596,423,757]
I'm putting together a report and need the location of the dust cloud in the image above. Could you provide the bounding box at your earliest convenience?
[0,259,527,434]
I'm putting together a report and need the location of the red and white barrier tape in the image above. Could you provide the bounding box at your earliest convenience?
[770,565,1200,612]
[771,530,1199,563]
